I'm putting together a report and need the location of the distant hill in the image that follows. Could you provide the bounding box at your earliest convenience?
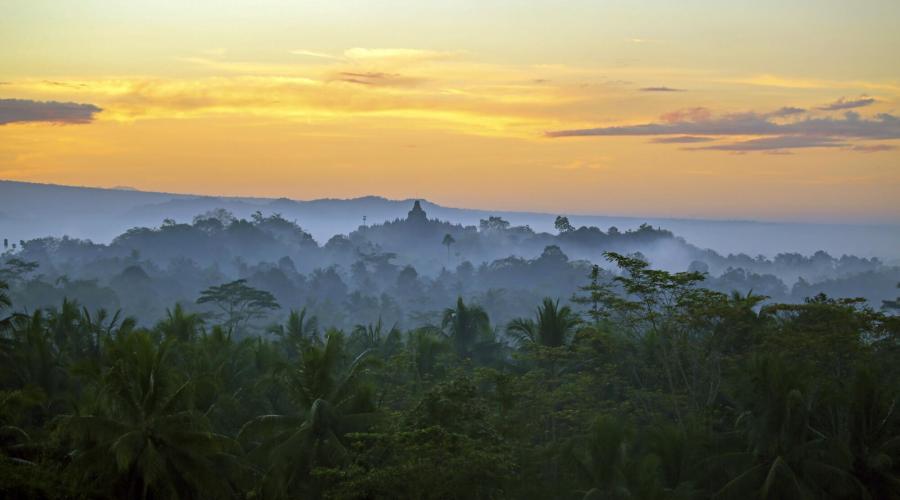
[1,179,898,260]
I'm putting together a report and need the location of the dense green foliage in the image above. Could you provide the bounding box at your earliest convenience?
[1,251,899,499]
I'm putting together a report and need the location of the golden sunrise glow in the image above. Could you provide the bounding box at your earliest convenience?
[1,0,899,222]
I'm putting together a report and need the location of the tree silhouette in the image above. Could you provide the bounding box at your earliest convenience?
[58,331,241,500]
[442,233,456,265]
[442,297,491,358]
[507,297,580,348]
[268,308,319,359]
[155,303,204,342]
[197,279,279,334]
[239,331,377,498]
[555,215,575,234]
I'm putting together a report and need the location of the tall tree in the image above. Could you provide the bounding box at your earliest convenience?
[554,215,575,234]
[59,331,241,499]
[268,308,318,359]
[0,280,19,334]
[197,279,279,334]
[239,331,377,498]
[442,297,491,358]
[442,233,456,265]
[507,298,580,348]
[155,303,204,342]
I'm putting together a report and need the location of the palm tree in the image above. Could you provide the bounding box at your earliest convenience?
[833,368,900,499]
[442,297,491,358]
[268,308,318,360]
[442,233,456,265]
[0,279,19,334]
[350,317,401,358]
[59,331,241,500]
[2,310,69,419]
[239,330,377,498]
[0,388,43,465]
[406,326,450,380]
[573,416,664,500]
[155,303,203,342]
[507,298,580,348]
[714,355,866,499]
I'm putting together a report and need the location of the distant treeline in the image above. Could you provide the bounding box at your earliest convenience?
[1,249,899,498]
[1,203,896,330]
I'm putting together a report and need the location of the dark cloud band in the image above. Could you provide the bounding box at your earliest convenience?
[650,136,715,144]
[0,98,102,125]
[546,105,900,152]
[639,86,684,92]
[818,96,876,111]
[547,111,900,139]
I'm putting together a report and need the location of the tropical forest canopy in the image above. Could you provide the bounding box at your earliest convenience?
[1,201,899,499]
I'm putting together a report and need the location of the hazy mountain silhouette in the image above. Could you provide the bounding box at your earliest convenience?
[1,179,898,260]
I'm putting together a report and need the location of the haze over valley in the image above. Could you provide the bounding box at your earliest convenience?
[3,180,898,261]
[2,1,899,498]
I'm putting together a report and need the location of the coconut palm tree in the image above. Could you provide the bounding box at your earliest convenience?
[573,416,665,500]
[507,298,580,348]
[155,303,203,343]
[59,331,241,500]
[268,308,318,360]
[714,355,866,499]
[2,310,69,418]
[442,297,491,358]
[239,330,377,498]
[442,233,456,265]
[0,279,18,334]
[833,368,900,499]
[406,326,450,380]
[350,317,401,359]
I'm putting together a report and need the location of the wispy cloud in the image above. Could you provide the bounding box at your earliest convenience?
[768,106,806,118]
[1,72,570,138]
[547,104,900,152]
[289,48,461,65]
[690,136,845,152]
[334,71,423,87]
[0,98,102,125]
[650,136,715,144]
[343,48,462,63]
[290,49,344,61]
[849,143,896,153]
[639,86,684,92]
[817,95,876,111]
[723,74,900,93]
[547,109,900,139]
[660,107,711,123]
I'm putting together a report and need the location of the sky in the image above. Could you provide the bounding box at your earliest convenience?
[1,0,899,223]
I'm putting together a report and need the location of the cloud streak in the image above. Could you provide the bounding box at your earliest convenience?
[546,110,900,139]
[547,104,900,152]
[849,143,896,153]
[690,136,846,152]
[334,71,422,87]
[818,95,876,111]
[0,98,102,125]
[650,136,715,144]
[639,86,684,92]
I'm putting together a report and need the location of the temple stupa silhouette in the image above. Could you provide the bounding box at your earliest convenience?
[406,200,428,223]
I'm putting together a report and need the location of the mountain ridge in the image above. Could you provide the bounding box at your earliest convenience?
[1,179,899,260]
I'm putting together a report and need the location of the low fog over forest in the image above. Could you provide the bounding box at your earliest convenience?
[2,181,900,499]
[1,182,898,330]
[3,180,900,260]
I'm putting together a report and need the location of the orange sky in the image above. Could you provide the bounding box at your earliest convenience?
[1,0,899,223]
